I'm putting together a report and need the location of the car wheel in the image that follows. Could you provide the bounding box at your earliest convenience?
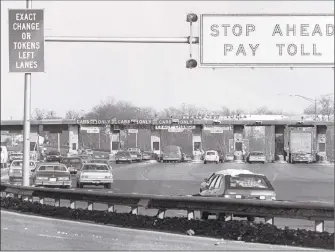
[262,161,265,164]
[204,161,207,164]
[116,161,119,164]
[65,185,71,189]
[106,183,112,189]
[201,211,209,220]
[247,216,255,222]
[216,161,219,164]
[128,161,132,164]
[78,183,83,188]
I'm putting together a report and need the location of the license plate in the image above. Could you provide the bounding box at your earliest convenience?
[49,178,57,182]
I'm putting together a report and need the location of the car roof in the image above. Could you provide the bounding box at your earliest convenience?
[37,162,65,166]
[250,151,264,153]
[214,169,264,177]
[83,163,108,166]
[90,159,108,161]
[206,150,217,153]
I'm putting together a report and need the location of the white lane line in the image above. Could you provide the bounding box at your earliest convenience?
[271,173,278,183]
[37,234,71,239]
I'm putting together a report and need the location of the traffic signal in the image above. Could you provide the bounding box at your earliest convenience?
[186,13,198,23]
[186,59,197,69]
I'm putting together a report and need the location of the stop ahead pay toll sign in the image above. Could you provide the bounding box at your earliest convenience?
[199,14,334,68]
[8,9,45,73]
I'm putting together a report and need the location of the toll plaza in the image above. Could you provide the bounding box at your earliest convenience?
[1,118,334,162]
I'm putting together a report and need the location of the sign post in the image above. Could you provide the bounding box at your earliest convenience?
[8,1,45,186]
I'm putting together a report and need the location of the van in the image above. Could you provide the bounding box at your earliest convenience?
[162,145,182,163]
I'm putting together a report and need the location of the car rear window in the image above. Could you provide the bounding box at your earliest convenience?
[82,164,109,171]
[38,165,67,172]
[228,175,270,189]
[251,152,264,156]
[48,152,60,155]
[117,152,130,156]
[206,152,216,155]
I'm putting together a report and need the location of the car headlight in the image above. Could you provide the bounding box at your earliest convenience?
[224,195,231,198]
[58,177,70,181]
[271,196,276,200]
[105,176,112,179]
[37,177,48,180]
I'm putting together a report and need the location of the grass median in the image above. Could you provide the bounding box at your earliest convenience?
[1,197,333,250]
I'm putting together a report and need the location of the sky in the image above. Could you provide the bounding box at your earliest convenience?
[1,0,334,120]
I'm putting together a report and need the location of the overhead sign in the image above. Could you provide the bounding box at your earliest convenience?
[81,127,100,134]
[204,126,231,133]
[156,119,194,125]
[76,119,153,125]
[128,129,138,134]
[155,125,196,131]
[181,115,220,120]
[200,14,334,67]
[8,9,45,72]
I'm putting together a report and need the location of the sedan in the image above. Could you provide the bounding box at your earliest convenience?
[76,163,113,189]
[8,160,36,183]
[46,151,62,162]
[247,151,266,164]
[31,163,71,188]
[115,151,132,164]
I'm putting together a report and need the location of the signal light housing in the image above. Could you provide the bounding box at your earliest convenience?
[186,59,197,69]
[186,13,198,23]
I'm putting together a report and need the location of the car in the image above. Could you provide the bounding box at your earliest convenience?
[217,150,225,163]
[88,159,112,169]
[162,145,182,163]
[76,154,91,163]
[31,162,71,188]
[130,151,142,162]
[141,151,152,161]
[204,150,219,164]
[115,151,132,164]
[225,153,234,162]
[8,160,36,183]
[84,149,94,156]
[8,152,23,162]
[46,151,62,162]
[198,169,276,221]
[76,163,113,189]
[60,157,83,174]
[127,148,141,153]
[247,151,266,164]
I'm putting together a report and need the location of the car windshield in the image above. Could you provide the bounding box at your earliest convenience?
[11,153,22,156]
[86,149,92,152]
[82,164,109,171]
[251,152,264,156]
[206,152,216,155]
[228,175,270,189]
[130,152,138,155]
[164,146,180,153]
[38,165,67,172]
[79,155,89,159]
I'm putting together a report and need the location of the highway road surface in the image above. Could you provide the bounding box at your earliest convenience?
[1,161,333,232]
[1,210,317,251]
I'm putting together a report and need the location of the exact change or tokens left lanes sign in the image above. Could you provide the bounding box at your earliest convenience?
[8,9,45,73]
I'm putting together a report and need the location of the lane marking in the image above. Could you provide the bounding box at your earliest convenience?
[37,234,71,239]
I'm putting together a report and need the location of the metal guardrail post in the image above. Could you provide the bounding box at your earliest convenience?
[70,200,76,209]
[107,204,114,212]
[187,210,195,220]
[87,202,93,211]
[314,220,325,232]
[131,207,138,215]
[157,209,166,219]
[265,217,274,225]
[54,198,60,207]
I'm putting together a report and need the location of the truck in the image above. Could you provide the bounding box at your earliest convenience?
[289,130,314,164]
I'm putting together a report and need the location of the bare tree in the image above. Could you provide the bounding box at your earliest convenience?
[318,95,334,120]
[33,108,45,120]
[65,110,81,119]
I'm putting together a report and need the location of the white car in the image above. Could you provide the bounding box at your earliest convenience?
[76,163,113,189]
[9,160,36,183]
[204,150,219,164]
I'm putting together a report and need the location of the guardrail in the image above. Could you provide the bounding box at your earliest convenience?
[1,184,333,233]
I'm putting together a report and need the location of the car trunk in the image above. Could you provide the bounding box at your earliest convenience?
[36,171,70,177]
[81,171,111,179]
[225,189,275,200]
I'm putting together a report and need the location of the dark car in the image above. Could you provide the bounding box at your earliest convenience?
[46,151,62,162]
[31,162,71,188]
[198,169,276,221]
[60,157,83,174]
[115,151,132,164]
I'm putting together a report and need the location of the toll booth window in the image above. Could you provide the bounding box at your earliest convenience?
[235,142,243,151]
[153,142,160,151]
[194,142,201,151]
[72,143,77,150]
[30,142,36,151]
[319,143,326,152]
[112,142,119,150]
